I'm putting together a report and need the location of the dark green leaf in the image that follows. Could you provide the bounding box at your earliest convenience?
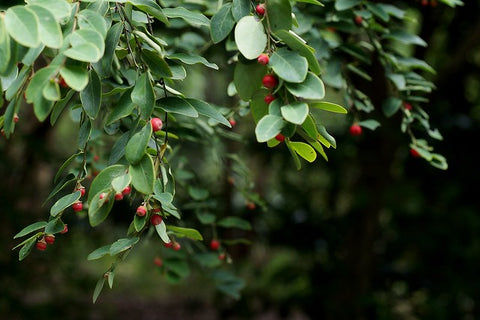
[125,122,153,165]
[19,238,37,261]
[335,0,361,10]
[5,6,40,48]
[359,119,381,130]
[88,189,115,227]
[266,0,292,32]
[88,165,127,204]
[92,277,105,304]
[14,221,47,239]
[162,7,209,27]
[50,191,82,217]
[80,69,102,119]
[210,3,235,44]
[44,218,65,234]
[142,50,173,77]
[217,217,252,230]
[157,97,199,117]
[234,59,267,101]
[167,53,218,70]
[105,88,135,125]
[382,97,402,117]
[29,5,63,48]
[77,118,92,150]
[232,0,250,21]
[87,245,111,260]
[269,48,308,83]
[129,0,168,24]
[186,99,231,127]
[131,73,155,120]
[129,154,155,194]
[109,237,139,255]
[44,173,76,205]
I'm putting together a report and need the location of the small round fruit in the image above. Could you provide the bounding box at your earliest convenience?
[164,241,173,248]
[172,242,181,251]
[45,234,55,244]
[77,186,86,197]
[151,117,163,132]
[275,133,285,142]
[264,94,275,104]
[36,240,47,251]
[262,74,278,89]
[255,3,266,16]
[210,239,220,251]
[410,148,421,158]
[93,155,100,162]
[153,257,163,267]
[122,186,131,195]
[115,193,124,201]
[219,253,226,260]
[136,205,147,217]
[229,118,236,127]
[59,77,68,88]
[13,114,19,123]
[349,124,362,136]
[150,214,163,226]
[404,102,412,110]
[354,15,363,25]
[247,202,256,210]
[257,53,269,65]
[60,224,68,234]
[72,201,83,212]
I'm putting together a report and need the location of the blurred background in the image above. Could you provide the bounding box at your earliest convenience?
[1,1,480,319]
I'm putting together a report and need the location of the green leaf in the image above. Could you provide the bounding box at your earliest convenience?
[50,191,82,217]
[105,88,135,125]
[33,96,54,123]
[162,7,209,27]
[186,98,231,127]
[365,3,389,22]
[234,59,267,101]
[317,125,336,148]
[266,0,292,32]
[29,0,71,20]
[129,154,155,194]
[195,252,222,268]
[13,232,42,251]
[5,6,40,48]
[60,65,89,91]
[359,119,381,130]
[382,97,402,117]
[93,22,123,77]
[335,0,361,11]
[93,277,105,304]
[88,190,115,227]
[134,214,147,232]
[87,245,111,260]
[310,101,347,114]
[384,30,427,47]
[25,66,57,121]
[50,89,75,125]
[196,212,216,224]
[88,165,127,204]
[167,226,203,241]
[167,53,218,70]
[269,48,308,83]
[80,69,102,119]
[157,97,199,118]
[19,238,37,261]
[42,79,60,101]
[281,102,309,125]
[255,115,285,142]
[109,237,139,255]
[301,115,319,140]
[111,174,131,194]
[290,141,317,162]
[142,50,173,77]
[234,16,267,60]
[28,5,62,49]
[155,220,170,243]
[232,0,250,21]
[0,17,11,76]
[217,217,252,230]
[129,0,168,24]
[44,173,76,205]
[131,73,155,120]
[77,9,108,39]
[14,221,47,239]
[65,29,105,63]
[297,0,324,5]
[44,218,65,234]
[250,89,270,123]
[286,72,325,99]
[274,30,321,75]
[125,122,152,165]
[54,152,80,183]
[64,42,101,63]
[210,3,235,44]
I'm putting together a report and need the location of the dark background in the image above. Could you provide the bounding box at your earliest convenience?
[1,1,480,319]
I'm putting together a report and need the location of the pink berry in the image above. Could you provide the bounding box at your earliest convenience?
[115,193,123,201]
[275,134,285,142]
[257,54,269,65]
[229,118,236,127]
[349,124,362,136]
[122,186,131,195]
[45,235,55,244]
[264,94,275,104]
[36,240,47,251]
[151,118,163,132]
[262,74,278,89]
[210,239,220,251]
[255,3,266,16]
[150,214,162,226]
[72,201,83,212]
[136,205,147,217]
[172,242,181,251]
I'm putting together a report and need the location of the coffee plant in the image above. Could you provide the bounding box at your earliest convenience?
[1,0,461,302]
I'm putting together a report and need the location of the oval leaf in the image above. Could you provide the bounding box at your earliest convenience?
[210,3,235,44]
[281,102,309,125]
[80,69,102,119]
[125,122,153,165]
[88,189,115,227]
[155,220,170,243]
[290,141,317,162]
[88,165,127,204]
[131,73,155,120]
[157,97,198,118]
[5,6,40,48]
[14,221,47,239]
[167,226,203,240]
[285,72,325,100]
[29,5,63,49]
[129,154,155,194]
[234,16,267,60]
[310,101,347,114]
[255,115,285,143]
[217,217,252,230]
[50,191,82,217]
[269,48,308,83]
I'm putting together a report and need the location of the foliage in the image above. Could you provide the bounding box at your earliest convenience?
[1,0,461,302]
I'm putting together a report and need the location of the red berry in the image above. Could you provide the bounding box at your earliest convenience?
[164,241,173,248]
[61,224,68,234]
[36,240,47,251]
[210,239,220,251]
[264,94,275,104]
[275,133,285,142]
[136,205,147,217]
[410,148,421,158]
[257,53,269,65]
[349,124,362,136]
[404,102,412,110]
[72,201,83,212]
[13,113,19,123]
[76,186,86,197]
[151,117,163,132]
[247,202,256,210]
[326,27,336,33]
[262,74,278,89]
[45,234,55,244]
[122,186,131,195]
[354,15,363,25]
[255,3,266,16]
[59,77,68,88]
[150,214,163,226]
[172,242,181,251]
[219,253,226,260]
[93,155,100,162]
[153,257,163,267]
[115,193,124,201]
[229,118,236,127]
[152,207,161,213]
